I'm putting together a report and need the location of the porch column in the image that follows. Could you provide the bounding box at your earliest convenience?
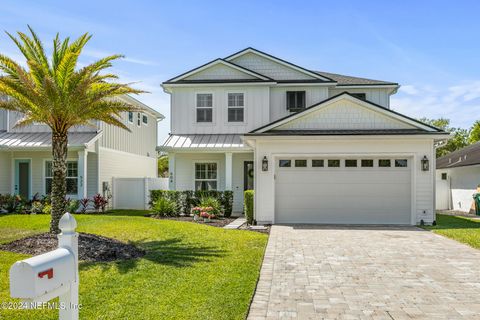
[225,152,233,190]
[168,153,176,190]
[77,150,88,199]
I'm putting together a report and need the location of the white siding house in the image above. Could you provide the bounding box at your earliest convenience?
[160,48,449,224]
[0,95,164,205]
[436,143,480,213]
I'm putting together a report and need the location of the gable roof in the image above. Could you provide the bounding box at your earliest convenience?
[248,92,445,135]
[437,142,480,169]
[163,58,273,84]
[225,47,334,82]
[163,47,400,87]
[314,71,398,86]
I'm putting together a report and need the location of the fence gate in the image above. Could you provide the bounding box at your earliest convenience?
[112,178,169,210]
[436,179,450,210]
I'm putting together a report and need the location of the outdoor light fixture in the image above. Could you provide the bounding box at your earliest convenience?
[421,155,429,171]
[262,156,268,171]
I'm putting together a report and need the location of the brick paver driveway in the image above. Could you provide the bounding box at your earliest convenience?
[248,225,480,319]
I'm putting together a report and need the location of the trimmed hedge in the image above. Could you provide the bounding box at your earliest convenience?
[244,190,254,225]
[150,190,234,217]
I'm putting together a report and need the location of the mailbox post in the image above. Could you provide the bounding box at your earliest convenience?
[10,212,79,320]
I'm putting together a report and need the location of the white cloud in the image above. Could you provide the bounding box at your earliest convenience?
[392,82,480,129]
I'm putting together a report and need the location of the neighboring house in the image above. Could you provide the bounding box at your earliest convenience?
[436,142,480,213]
[0,95,164,204]
[159,47,449,225]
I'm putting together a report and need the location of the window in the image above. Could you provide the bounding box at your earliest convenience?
[395,159,408,167]
[142,114,148,125]
[137,112,141,126]
[286,91,306,111]
[195,163,217,190]
[196,93,213,122]
[441,173,447,180]
[378,159,391,167]
[128,112,133,123]
[328,159,340,167]
[279,160,291,167]
[45,161,78,195]
[312,159,324,167]
[228,93,244,122]
[361,159,374,167]
[295,160,307,167]
[345,159,357,167]
[350,93,366,100]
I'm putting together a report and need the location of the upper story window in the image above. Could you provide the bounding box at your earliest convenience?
[350,93,366,100]
[142,114,148,125]
[128,112,133,123]
[286,91,305,112]
[228,93,244,122]
[196,93,213,122]
[137,112,141,126]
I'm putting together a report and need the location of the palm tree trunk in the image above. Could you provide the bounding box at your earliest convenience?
[50,132,68,233]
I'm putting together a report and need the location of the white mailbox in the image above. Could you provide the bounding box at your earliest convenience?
[9,212,80,320]
[10,247,75,299]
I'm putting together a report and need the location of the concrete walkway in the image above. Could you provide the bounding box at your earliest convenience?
[248,225,480,319]
[223,217,246,229]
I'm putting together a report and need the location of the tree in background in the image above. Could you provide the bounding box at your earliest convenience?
[469,120,480,144]
[0,27,144,233]
[420,118,469,158]
[158,155,169,177]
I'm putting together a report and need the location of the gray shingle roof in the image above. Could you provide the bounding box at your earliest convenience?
[437,142,480,169]
[313,71,398,86]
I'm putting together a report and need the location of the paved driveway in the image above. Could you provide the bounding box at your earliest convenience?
[248,225,480,319]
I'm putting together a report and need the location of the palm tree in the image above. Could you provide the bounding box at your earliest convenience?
[0,26,145,233]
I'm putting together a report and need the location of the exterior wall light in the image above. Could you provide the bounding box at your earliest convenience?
[262,156,268,172]
[421,155,429,171]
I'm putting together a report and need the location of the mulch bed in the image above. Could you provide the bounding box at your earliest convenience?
[0,232,145,262]
[148,214,236,228]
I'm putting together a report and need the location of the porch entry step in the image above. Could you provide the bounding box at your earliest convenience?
[224,217,246,229]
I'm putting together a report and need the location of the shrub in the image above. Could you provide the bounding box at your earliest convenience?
[244,190,254,225]
[66,199,80,213]
[30,201,44,214]
[152,198,177,216]
[92,194,109,212]
[79,198,90,213]
[150,190,234,217]
[42,203,52,215]
[199,197,221,216]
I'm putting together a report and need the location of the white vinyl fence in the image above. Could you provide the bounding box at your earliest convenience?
[436,179,450,210]
[112,177,169,210]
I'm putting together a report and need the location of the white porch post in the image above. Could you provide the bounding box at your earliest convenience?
[168,153,176,190]
[225,152,233,190]
[77,150,88,200]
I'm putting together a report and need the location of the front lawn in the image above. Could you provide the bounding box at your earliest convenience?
[0,211,268,320]
[424,214,480,249]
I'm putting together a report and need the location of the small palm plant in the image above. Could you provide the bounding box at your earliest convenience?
[0,26,145,233]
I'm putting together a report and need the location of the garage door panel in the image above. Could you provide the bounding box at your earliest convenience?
[275,157,412,225]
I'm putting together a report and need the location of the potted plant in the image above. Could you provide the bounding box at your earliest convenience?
[191,206,202,221]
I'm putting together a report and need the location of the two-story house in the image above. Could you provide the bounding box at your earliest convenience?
[0,95,164,203]
[160,48,449,225]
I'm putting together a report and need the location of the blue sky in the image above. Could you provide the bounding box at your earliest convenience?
[1,0,479,141]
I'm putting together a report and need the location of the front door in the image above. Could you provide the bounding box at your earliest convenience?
[244,161,254,191]
[15,159,31,199]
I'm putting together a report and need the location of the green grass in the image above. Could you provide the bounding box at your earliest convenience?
[424,214,480,249]
[0,211,268,320]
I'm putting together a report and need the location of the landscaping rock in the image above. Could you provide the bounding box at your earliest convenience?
[0,232,145,262]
